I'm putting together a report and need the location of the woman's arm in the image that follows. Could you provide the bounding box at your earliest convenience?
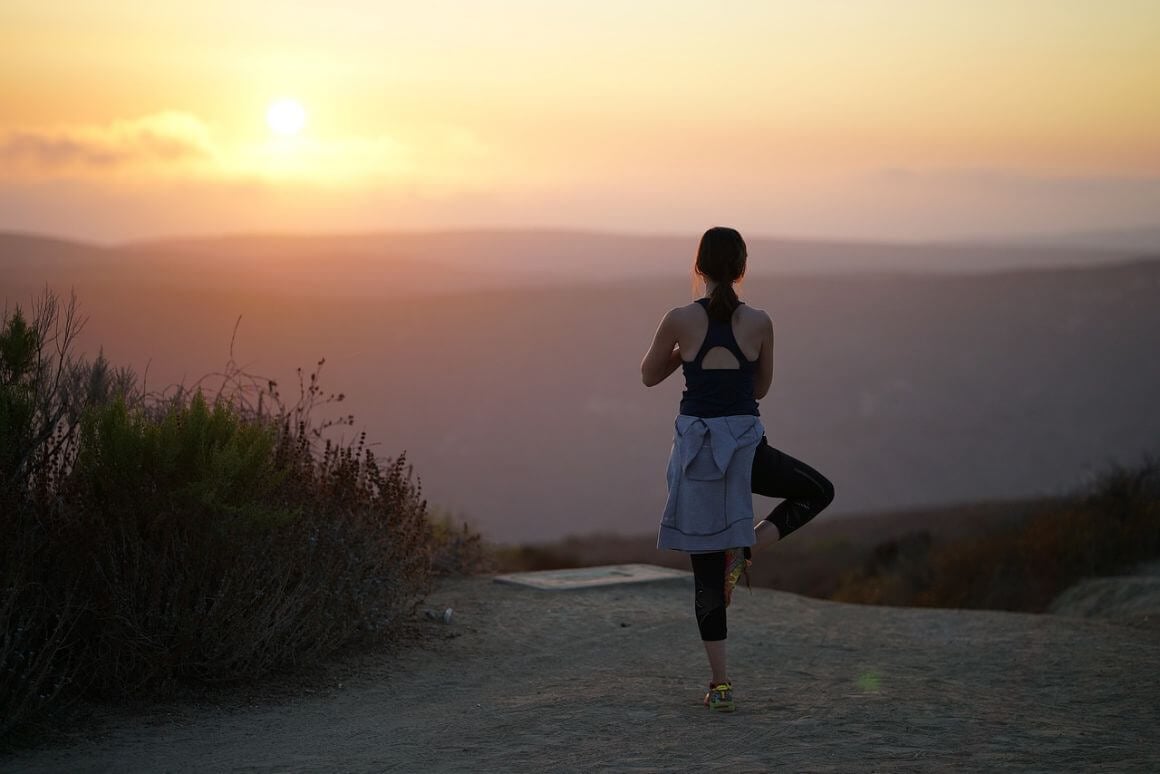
[641,309,683,387]
[754,313,774,399]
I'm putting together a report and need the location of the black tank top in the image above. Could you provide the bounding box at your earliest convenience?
[679,298,760,418]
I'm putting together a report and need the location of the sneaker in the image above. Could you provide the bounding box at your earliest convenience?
[723,548,752,607]
[704,681,735,712]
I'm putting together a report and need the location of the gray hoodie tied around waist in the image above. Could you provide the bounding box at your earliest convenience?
[657,414,764,553]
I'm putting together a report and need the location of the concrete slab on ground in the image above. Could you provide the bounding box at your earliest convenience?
[492,563,690,590]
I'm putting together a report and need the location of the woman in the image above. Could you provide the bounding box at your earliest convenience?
[640,226,835,713]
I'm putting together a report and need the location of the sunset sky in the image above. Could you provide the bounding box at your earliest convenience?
[2,1,1158,242]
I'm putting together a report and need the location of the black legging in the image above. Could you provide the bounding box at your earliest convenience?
[692,437,834,641]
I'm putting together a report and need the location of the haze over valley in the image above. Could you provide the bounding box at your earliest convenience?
[5,229,1158,542]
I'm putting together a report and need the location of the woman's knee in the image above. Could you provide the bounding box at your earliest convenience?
[797,463,834,512]
[815,475,835,510]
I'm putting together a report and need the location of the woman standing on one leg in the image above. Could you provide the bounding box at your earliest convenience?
[641,226,835,713]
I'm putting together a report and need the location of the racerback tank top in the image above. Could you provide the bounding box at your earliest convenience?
[679,298,760,418]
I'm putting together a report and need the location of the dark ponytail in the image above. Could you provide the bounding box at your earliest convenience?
[707,281,740,323]
[694,226,747,322]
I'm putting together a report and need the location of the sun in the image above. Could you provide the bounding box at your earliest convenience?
[266,98,307,136]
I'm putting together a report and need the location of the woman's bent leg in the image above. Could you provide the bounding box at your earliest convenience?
[750,439,835,545]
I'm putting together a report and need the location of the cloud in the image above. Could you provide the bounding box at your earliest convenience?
[0,112,494,190]
[0,112,217,177]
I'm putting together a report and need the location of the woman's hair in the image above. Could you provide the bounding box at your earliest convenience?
[693,226,747,322]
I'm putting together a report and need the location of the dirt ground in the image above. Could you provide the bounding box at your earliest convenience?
[5,575,1158,773]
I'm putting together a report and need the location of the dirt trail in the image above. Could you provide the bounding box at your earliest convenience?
[6,576,1158,772]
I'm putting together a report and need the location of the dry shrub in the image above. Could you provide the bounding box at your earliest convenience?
[7,401,435,730]
[1,292,450,742]
[833,459,1160,612]
[490,544,587,573]
[0,530,85,741]
[47,395,434,695]
[2,291,105,739]
[830,531,933,607]
[427,508,490,576]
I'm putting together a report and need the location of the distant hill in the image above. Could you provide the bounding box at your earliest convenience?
[127,229,1147,279]
[988,224,1160,254]
[3,228,1145,297]
[3,231,1159,542]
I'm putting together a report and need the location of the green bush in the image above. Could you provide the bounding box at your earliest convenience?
[1,290,448,742]
[71,392,292,529]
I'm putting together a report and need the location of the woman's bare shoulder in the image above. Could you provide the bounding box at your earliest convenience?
[666,302,704,320]
[738,303,772,323]
[655,303,702,335]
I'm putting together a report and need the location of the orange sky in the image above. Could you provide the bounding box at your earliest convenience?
[2,1,1158,242]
